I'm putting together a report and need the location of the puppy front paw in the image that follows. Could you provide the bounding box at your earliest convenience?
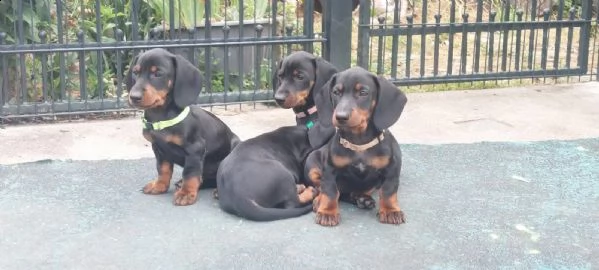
[141,179,169,194]
[173,189,198,206]
[377,210,406,225]
[315,211,340,227]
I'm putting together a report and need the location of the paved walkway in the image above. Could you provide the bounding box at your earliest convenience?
[2,82,599,165]
[1,82,598,269]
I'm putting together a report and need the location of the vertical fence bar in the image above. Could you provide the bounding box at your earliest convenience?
[488,11,496,72]
[377,17,386,75]
[77,30,87,108]
[204,0,213,105]
[55,0,68,112]
[541,9,550,71]
[473,0,483,73]
[553,0,565,70]
[447,0,456,75]
[17,0,25,113]
[303,0,314,52]
[95,0,104,109]
[405,15,413,78]
[357,0,371,68]
[115,29,124,109]
[269,0,278,100]
[578,0,593,73]
[223,26,230,109]
[433,14,440,76]
[0,33,6,113]
[500,0,510,72]
[253,24,264,108]
[238,0,245,110]
[39,32,49,105]
[460,13,468,75]
[515,10,523,71]
[327,0,353,69]
[566,7,575,70]
[390,0,400,79]
[286,25,294,54]
[419,0,428,78]
[527,0,537,70]
[168,0,175,41]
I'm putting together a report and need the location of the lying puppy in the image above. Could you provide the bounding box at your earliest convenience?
[126,48,240,206]
[216,51,337,221]
[304,66,408,226]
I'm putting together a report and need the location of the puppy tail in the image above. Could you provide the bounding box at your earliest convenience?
[236,199,313,222]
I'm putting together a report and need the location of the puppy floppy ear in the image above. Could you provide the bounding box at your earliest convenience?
[312,57,338,96]
[372,75,408,131]
[125,54,140,92]
[172,54,203,108]
[271,59,283,94]
[313,73,336,128]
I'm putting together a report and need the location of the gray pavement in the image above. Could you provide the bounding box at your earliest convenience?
[1,82,599,269]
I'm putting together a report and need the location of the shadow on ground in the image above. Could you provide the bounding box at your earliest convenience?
[1,139,598,269]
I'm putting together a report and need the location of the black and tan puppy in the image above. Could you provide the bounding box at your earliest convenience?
[273,50,337,128]
[215,51,337,221]
[125,48,240,206]
[304,66,408,226]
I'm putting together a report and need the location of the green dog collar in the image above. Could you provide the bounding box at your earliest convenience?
[142,106,190,131]
[305,120,314,129]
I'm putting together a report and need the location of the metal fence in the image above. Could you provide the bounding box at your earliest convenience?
[0,0,322,119]
[0,0,598,119]
[357,0,599,87]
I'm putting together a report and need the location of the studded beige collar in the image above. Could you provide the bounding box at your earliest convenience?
[339,131,385,152]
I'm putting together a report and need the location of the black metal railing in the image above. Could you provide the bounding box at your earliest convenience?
[357,0,598,87]
[0,0,322,119]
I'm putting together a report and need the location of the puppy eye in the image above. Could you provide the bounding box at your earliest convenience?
[150,72,161,78]
[359,88,369,96]
[294,74,304,80]
[332,88,342,96]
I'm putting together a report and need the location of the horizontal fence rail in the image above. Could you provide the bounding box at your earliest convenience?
[357,0,599,87]
[0,0,323,119]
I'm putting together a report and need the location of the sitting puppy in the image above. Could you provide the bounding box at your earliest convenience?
[215,51,337,221]
[273,50,337,129]
[126,48,240,206]
[304,66,408,226]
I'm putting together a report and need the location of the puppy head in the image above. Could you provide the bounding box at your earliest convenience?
[315,67,407,133]
[272,51,337,109]
[125,48,203,110]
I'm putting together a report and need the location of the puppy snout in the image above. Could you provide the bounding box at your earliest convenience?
[335,111,351,123]
[129,91,143,103]
[274,91,287,104]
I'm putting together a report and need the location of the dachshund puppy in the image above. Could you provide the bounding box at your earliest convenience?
[304,66,408,226]
[126,48,240,206]
[215,51,337,221]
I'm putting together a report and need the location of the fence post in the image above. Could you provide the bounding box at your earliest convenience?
[356,0,371,69]
[323,0,353,69]
[578,0,593,74]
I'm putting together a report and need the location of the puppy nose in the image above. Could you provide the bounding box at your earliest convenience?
[274,92,287,103]
[129,92,143,102]
[335,111,350,122]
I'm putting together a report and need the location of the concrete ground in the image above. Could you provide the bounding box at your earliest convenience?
[1,82,598,269]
